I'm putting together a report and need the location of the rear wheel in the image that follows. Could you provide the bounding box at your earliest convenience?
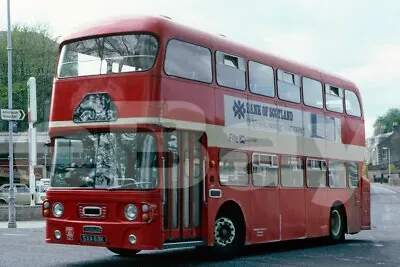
[329,207,345,242]
[0,200,6,205]
[107,247,140,257]
[211,213,244,259]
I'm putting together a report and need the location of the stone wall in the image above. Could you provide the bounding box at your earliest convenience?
[0,205,43,221]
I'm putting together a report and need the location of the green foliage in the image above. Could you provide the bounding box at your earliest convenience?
[373,108,400,136]
[362,161,368,177]
[0,24,59,132]
[389,163,396,173]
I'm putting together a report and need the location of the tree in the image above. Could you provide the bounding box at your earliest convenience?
[0,24,59,132]
[373,108,400,136]
[362,161,369,177]
[389,163,396,173]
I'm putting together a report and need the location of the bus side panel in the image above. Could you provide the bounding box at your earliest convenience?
[280,188,306,240]
[346,187,362,234]
[306,188,329,238]
[361,177,371,230]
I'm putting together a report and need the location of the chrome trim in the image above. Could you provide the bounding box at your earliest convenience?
[209,189,222,198]
[82,206,102,217]
[163,240,206,249]
[162,156,165,205]
[82,225,102,234]
[203,157,207,204]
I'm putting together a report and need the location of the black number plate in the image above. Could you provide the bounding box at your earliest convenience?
[80,234,106,243]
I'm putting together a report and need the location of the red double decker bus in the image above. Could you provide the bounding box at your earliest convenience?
[43,15,370,259]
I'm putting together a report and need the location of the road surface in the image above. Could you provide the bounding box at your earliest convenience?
[1,184,399,267]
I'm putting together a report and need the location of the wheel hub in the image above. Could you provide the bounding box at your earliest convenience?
[331,210,341,236]
[214,217,235,247]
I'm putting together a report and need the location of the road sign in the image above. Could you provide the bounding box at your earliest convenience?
[1,108,25,121]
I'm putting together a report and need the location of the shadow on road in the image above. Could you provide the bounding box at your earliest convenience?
[58,238,373,267]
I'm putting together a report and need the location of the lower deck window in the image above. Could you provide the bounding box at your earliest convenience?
[252,153,278,187]
[219,150,248,186]
[306,159,327,188]
[328,160,346,188]
[281,156,304,188]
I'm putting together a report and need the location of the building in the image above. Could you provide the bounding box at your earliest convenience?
[0,131,50,186]
[365,123,400,177]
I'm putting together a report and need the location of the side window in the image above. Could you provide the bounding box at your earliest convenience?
[348,162,359,188]
[306,159,327,188]
[325,84,343,113]
[216,51,246,90]
[277,69,301,103]
[16,185,28,193]
[249,61,275,97]
[164,39,212,83]
[328,160,346,188]
[303,77,323,108]
[345,90,362,117]
[0,186,9,193]
[252,153,278,187]
[281,156,304,188]
[219,150,248,186]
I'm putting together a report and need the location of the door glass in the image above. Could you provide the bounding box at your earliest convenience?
[182,132,190,229]
[193,133,202,227]
[166,131,179,229]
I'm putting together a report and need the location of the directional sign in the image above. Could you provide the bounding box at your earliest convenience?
[1,109,26,121]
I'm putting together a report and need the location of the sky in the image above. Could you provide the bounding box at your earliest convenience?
[1,0,399,138]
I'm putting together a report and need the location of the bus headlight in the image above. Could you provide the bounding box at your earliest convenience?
[125,204,138,221]
[52,202,64,218]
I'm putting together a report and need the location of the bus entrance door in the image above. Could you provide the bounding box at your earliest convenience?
[163,131,204,243]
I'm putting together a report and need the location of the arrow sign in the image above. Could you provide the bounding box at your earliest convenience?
[1,109,26,121]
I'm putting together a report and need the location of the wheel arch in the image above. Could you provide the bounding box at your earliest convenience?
[214,200,247,242]
[331,200,348,234]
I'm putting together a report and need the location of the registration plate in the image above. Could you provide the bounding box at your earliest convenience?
[80,234,106,243]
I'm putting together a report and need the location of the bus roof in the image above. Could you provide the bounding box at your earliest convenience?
[61,14,359,94]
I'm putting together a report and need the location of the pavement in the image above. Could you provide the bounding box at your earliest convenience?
[0,220,45,229]
[371,182,400,193]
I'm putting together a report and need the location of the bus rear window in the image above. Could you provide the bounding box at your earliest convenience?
[57,34,159,78]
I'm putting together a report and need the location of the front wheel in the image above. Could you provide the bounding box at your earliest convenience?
[329,207,345,242]
[107,247,140,257]
[211,215,244,259]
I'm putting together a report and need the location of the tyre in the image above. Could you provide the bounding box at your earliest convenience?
[0,200,6,205]
[211,213,244,260]
[107,247,140,257]
[329,207,345,242]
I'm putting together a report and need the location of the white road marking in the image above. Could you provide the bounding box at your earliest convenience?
[2,233,28,236]
[372,186,396,194]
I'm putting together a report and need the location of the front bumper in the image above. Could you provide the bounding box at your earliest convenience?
[45,218,162,250]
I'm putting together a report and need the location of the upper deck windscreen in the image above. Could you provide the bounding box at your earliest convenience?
[57,34,158,78]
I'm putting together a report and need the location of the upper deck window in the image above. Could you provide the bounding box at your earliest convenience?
[325,84,344,113]
[303,77,323,109]
[277,69,301,103]
[164,39,212,83]
[57,34,158,78]
[216,51,246,90]
[345,90,362,117]
[249,61,275,97]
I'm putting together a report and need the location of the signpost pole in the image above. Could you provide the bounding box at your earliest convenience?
[7,0,16,228]
[27,77,37,206]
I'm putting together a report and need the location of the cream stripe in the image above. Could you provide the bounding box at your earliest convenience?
[49,118,365,162]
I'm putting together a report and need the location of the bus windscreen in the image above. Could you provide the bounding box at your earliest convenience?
[57,34,159,78]
[50,132,158,190]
